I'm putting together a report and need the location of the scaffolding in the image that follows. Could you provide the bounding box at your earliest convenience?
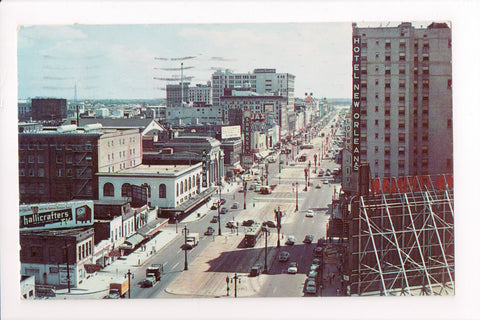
[349,174,454,296]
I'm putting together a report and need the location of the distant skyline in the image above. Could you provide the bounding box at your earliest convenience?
[18,23,356,101]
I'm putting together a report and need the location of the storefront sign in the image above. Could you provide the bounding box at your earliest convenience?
[243,110,252,154]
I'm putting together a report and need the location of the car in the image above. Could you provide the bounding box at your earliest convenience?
[249,264,264,277]
[220,207,228,214]
[279,251,290,262]
[314,247,323,257]
[303,234,314,244]
[210,216,218,223]
[307,270,318,281]
[182,243,193,250]
[204,226,215,235]
[323,180,329,184]
[312,258,321,266]
[263,220,276,228]
[248,185,256,190]
[226,221,237,228]
[231,202,239,209]
[310,264,319,272]
[286,235,296,245]
[220,198,226,205]
[287,262,298,274]
[289,162,296,166]
[242,219,255,227]
[305,280,317,294]
[210,204,218,210]
[315,183,322,188]
[238,188,246,193]
[306,210,314,217]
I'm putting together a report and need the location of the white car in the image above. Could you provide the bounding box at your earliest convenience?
[306,210,314,217]
[286,235,296,245]
[288,262,298,274]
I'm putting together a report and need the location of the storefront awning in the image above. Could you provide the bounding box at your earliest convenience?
[137,218,169,237]
[162,187,217,215]
[124,233,145,247]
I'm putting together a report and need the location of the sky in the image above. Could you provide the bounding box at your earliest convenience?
[18,23,353,100]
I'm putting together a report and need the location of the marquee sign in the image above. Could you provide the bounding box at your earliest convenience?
[20,200,93,230]
[352,35,361,171]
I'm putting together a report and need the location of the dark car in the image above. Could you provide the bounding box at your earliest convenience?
[210,216,218,223]
[314,247,323,257]
[204,226,215,235]
[262,220,276,228]
[249,264,264,277]
[303,234,314,244]
[242,219,255,227]
[210,204,218,210]
[220,207,228,214]
[220,198,226,205]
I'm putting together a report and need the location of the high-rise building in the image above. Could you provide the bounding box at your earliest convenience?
[31,98,67,121]
[212,68,295,109]
[351,22,452,178]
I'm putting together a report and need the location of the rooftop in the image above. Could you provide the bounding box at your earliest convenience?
[99,163,201,177]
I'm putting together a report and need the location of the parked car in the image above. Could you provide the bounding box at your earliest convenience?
[204,226,215,235]
[220,198,226,205]
[312,258,321,266]
[210,204,217,210]
[305,280,317,294]
[220,207,228,214]
[287,262,298,274]
[306,210,314,217]
[231,202,239,209]
[314,247,323,257]
[242,219,256,226]
[286,235,296,245]
[303,234,314,244]
[249,264,264,277]
[307,270,318,282]
[315,183,322,188]
[279,251,290,262]
[323,180,329,184]
[210,215,218,223]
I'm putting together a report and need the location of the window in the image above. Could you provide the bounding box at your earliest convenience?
[385,147,391,156]
[448,79,452,89]
[375,133,379,139]
[159,184,167,198]
[375,146,379,153]
[177,184,179,197]
[103,183,114,197]
[57,168,62,177]
[121,183,131,197]
[375,119,379,126]
[31,246,43,258]
[385,54,391,61]
[447,119,452,128]
[385,120,390,129]
[447,158,452,169]
[375,106,379,112]
[37,154,44,163]
[19,168,25,176]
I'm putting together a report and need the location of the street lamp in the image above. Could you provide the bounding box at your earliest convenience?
[262,225,270,274]
[125,269,134,299]
[217,200,222,236]
[182,225,189,270]
[243,179,247,210]
[232,273,241,297]
[275,207,282,248]
[295,182,299,212]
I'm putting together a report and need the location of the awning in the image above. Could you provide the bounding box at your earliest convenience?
[124,233,145,247]
[137,218,169,237]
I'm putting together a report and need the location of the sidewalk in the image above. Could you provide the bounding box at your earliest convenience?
[54,228,179,299]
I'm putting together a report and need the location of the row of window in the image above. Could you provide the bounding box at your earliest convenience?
[78,240,92,261]
[106,137,135,148]
[107,149,135,162]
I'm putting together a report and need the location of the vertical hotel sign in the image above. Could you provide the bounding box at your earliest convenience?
[352,35,361,171]
[243,110,252,154]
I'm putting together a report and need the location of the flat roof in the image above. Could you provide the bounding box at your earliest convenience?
[98,163,201,177]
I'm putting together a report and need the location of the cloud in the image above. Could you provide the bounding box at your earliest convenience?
[19,25,87,42]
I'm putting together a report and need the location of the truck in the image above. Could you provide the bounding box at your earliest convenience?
[105,278,129,299]
[259,186,272,194]
[186,232,200,247]
[142,264,163,287]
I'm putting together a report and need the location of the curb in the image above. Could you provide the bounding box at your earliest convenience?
[56,288,109,296]
[163,288,222,299]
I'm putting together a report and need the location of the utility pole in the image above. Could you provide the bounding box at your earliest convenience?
[217,199,222,236]
[243,179,247,210]
[64,240,71,293]
[183,225,189,270]
[275,206,282,248]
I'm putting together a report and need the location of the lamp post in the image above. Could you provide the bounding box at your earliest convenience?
[232,273,241,298]
[295,182,299,212]
[125,269,134,299]
[217,200,222,236]
[183,225,189,270]
[275,207,282,248]
[63,240,71,293]
[243,179,247,210]
[226,276,230,296]
[262,225,269,274]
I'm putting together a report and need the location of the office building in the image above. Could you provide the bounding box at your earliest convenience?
[19,124,142,204]
[31,98,67,122]
[351,22,452,178]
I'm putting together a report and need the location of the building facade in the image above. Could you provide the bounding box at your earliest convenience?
[19,125,142,204]
[351,22,452,178]
[20,228,95,288]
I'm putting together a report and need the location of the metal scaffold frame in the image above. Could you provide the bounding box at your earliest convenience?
[349,175,454,296]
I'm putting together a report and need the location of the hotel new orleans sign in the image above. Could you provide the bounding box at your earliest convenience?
[352,35,361,171]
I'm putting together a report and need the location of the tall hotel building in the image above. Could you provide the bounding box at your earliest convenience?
[351,22,452,178]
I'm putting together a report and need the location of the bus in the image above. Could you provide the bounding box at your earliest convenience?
[244,223,263,247]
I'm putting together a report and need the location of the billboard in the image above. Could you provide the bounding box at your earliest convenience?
[20,200,94,230]
[221,125,241,139]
